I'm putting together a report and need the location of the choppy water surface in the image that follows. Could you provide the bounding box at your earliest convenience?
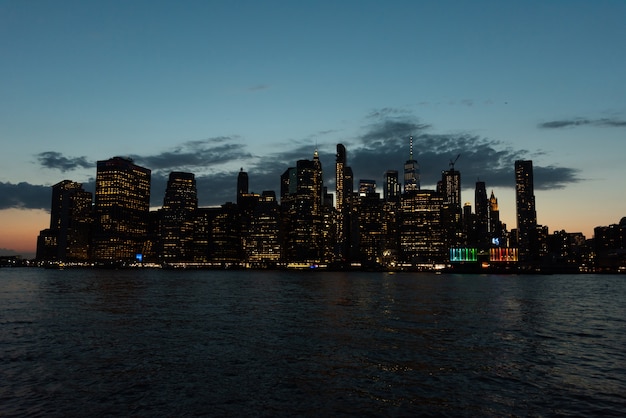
[1,269,625,416]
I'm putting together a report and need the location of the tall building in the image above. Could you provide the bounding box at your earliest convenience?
[489,190,503,242]
[280,151,325,264]
[36,180,92,262]
[92,157,151,263]
[400,190,445,265]
[439,165,462,248]
[475,181,489,247]
[403,136,420,193]
[336,144,347,213]
[515,160,538,261]
[383,170,400,202]
[237,168,249,205]
[160,172,198,262]
[245,191,281,266]
[335,144,354,261]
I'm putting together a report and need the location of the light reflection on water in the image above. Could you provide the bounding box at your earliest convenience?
[1,269,625,416]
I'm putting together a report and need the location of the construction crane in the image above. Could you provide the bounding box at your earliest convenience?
[449,154,461,170]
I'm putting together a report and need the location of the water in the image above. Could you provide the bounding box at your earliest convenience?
[1,269,625,417]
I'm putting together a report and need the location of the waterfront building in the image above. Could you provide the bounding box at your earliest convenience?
[280,151,325,264]
[439,166,463,248]
[36,180,92,262]
[91,157,151,263]
[399,190,446,266]
[335,144,354,261]
[210,202,242,264]
[244,191,281,267]
[354,191,384,266]
[474,181,489,248]
[515,160,538,261]
[160,172,198,262]
[489,190,503,242]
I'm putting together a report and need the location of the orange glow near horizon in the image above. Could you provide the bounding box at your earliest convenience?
[0,208,49,257]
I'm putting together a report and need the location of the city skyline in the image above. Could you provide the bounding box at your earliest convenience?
[1,1,625,257]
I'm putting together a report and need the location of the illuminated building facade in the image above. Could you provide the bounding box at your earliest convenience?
[92,157,151,262]
[335,144,354,261]
[439,167,463,248]
[244,191,281,266]
[400,190,446,265]
[160,172,197,262]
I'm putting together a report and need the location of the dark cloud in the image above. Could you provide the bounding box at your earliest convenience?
[131,137,252,174]
[7,113,584,211]
[36,151,93,172]
[350,113,581,191]
[539,117,626,129]
[0,182,51,210]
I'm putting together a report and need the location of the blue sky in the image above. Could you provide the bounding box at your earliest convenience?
[1,0,625,256]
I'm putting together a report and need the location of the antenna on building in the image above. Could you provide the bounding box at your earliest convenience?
[409,136,413,160]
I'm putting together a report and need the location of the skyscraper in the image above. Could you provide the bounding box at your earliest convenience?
[475,180,489,247]
[403,136,420,193]
[336,144,347,213]
[280,151,325,263]
[335,143,354,261]
[439,164,462,248]
[36,180,92,262]
[92,157,151,262]
[515,160,538,261]
[489,190,503,242]
[160,171,198,262]
[237,168,249,205]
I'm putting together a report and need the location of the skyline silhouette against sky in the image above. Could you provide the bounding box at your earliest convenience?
[1,0,625,257]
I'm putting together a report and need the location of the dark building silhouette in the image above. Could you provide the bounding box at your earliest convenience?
[92,157,151,263]
[237,168,249,205]
[515,160,538,261]
[36,180,92,262]
[383,170,400,202]
[474,181,489,247]
[593,218,626,271]
[489,190,505,244]
[280,151,325,264]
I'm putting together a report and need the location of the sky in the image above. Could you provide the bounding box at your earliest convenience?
[1,0,625,258]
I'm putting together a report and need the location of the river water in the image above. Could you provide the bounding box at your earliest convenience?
[1,269,625,417]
